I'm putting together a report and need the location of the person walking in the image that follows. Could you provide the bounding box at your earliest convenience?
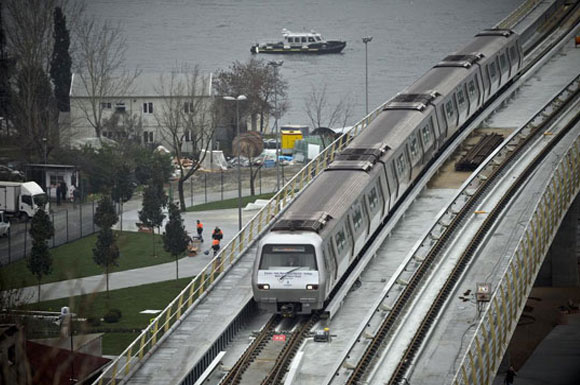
[211,238,221,256]
[504,366,517,385]
[212,226,223,241]
[196,220,204,242]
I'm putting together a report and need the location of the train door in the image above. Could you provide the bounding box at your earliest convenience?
[420,119,435,161]
[383,163,397,212]
[333,222,351,277]
[394,150,411,196]
[324,241,338,290]
[455,85,469,127]
[407,130,423,179]
[486,57,501,97]
[467,76,481,111]
[349,199,368,256]
[443,97,458,137]
[498,50,510,86]
[508,44,519,77]
[365,182,382,234]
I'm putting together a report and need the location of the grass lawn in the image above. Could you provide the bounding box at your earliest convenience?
[23,278,192,355]
[0,231,184,290]
[186,192,275,212]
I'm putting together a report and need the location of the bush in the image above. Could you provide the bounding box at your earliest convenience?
[103,308,122,323]
[86,317,101,327]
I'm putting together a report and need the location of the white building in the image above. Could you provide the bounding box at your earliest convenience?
[68,72,214,153]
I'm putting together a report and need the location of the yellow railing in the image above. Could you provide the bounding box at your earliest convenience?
[496,0,542,29]
[92,101,387,385]
[452,136,580,385]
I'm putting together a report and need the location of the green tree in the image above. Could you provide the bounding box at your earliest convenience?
[50,6,71,112]
[92,227,119,297]
[94,195,118,229]
[163,202,189,279]
[27,208,54,302]
[139,183,166,256]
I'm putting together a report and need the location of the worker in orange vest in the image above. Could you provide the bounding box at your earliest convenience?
[211,238,220,256]
[212,226,223,241]
[196,220,204,242]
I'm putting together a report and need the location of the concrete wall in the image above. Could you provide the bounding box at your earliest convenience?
[535,195,580,287]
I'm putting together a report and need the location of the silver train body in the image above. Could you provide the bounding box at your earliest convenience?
[252,29,523,315]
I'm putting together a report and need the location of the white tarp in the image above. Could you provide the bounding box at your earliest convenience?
[199,150,228,171]
[307,144,320,160]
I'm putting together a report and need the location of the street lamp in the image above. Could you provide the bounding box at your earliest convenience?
[223,95,247,231]
[268,60,283,191]
[362,36,373,115]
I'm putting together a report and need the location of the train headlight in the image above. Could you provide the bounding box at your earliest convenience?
[306,284,319,290]
[257,284,270,290]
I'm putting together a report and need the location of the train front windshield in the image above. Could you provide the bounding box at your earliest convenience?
[259,244,317,271]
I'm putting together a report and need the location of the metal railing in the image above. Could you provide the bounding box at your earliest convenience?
[92,99,390,385]
[451,135,580,385]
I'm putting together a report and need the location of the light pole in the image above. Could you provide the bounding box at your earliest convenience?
[42,137,48,192]
[362,36,373,115]
[268,60,283,191]
[223,95,247,231]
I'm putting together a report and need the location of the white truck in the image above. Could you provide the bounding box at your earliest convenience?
[0,211,9,237]
[0,181,49,220]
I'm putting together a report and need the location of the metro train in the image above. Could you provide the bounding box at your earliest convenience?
[252,29,523,316]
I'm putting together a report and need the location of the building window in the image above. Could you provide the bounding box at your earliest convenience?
[184,102,194,113]
[115,103,126,113]
[100,102,111,109]
[143,131,154,143]
[143,102,154,113]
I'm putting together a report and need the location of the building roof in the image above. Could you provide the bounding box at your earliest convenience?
[70,72,213,98]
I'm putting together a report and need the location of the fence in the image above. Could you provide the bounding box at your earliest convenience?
[452,135,580,385]
[92,98,389,385]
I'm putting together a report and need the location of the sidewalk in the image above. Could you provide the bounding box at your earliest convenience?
[12,206,256,304]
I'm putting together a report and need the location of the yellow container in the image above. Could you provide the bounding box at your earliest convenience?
[281,130,303,155]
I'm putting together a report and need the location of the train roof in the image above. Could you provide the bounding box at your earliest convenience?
[278,169,375,236]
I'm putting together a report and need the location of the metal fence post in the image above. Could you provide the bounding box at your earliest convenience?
[51,213,55,247]
[7,226,11,264]
[204,173,207,203]
[92,200,95,232]
[190,178,194,207]
[24,221,27,258]
[221,171,224,201]
[259,168,262,195]
[80,203,83,238]
[66,210,69,243]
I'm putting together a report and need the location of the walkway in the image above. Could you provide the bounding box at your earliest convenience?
[12,206,252,304]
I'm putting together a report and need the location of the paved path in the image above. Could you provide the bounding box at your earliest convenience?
[11,206,257,304]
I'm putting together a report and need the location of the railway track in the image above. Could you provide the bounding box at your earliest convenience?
[343,75,580,385]
[219,314,318,385]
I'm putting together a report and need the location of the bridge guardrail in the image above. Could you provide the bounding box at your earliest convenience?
[92,100,389,385]
[451,134,580,385]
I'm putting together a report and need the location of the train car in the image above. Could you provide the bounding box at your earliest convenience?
[252,29,522,316]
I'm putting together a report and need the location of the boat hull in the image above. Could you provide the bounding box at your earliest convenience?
[251,40,346,54]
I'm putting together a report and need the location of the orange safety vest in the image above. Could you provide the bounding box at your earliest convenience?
[197,222,203,230]
[212,239,220,247]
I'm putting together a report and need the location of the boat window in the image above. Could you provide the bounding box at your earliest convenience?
[499,54,507,70]
[259,244,317,270]
[308,37,315,42]
[316,36,322,41]
[301,37,307,43]
[468,80,476,98]
[445,100,454,119]
[287,37,293,43]
[457,89,465,108]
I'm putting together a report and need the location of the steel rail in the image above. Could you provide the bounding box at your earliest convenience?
[345,73,580,385]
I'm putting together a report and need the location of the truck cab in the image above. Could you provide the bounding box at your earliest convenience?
[0,181,48,220]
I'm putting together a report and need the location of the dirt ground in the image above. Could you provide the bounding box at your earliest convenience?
[428,126,516,189]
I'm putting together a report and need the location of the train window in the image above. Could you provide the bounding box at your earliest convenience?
[499,54,507,70]
[409,133,419,158]
[368,187,379,211]
[352,203,363,231]
[510,46,517,61]
[489,62,497,79]
[323,244,337,280]
[457,89,465,107]
[259,244,317,270]
[422,124,432,147]
[468,80,476,98]
[445,100,454,119]
[335,228,347,255]
[395,153,407,177]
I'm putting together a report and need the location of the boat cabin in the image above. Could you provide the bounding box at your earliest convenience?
[283,29,324,47]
